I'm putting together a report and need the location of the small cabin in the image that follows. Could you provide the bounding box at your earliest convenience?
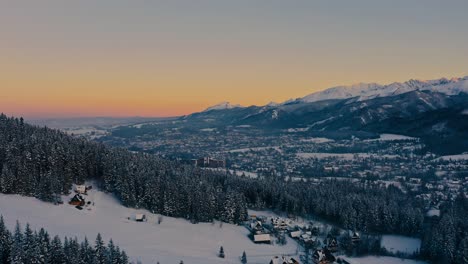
[270,256,284,264]
[313,248,336,264]
[351,231,361,244]
[69,194,85,206]
[135,214,146,222]
[290,230,302,238]
[271,217,289,231]
[254,234,271,244]
[269,256,299,264]
[289,258,299,264]
[327,237,338,252]
[250,221,263,231]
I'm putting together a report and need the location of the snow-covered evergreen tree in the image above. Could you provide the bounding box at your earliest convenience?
[241,251,247,264]
[94,233,107,264]
[9,222,24,264]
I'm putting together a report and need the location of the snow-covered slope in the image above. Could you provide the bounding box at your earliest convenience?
[298,76,468,103]
[0,188,299,264]
[342,256,427,264]
[204,102,243,112]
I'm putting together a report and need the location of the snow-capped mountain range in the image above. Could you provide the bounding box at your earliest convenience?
[204,76,468,111]
[298,76,468,104]
[190,76,468,154]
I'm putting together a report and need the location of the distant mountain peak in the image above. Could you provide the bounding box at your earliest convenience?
[204,102,242,112]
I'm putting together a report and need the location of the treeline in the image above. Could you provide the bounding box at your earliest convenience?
[225,177,425,236]
[421,194,468,264]
[0,216,128,264]
[0,114,426,236]
[0,114,248,224]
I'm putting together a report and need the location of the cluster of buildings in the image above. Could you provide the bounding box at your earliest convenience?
[247,215,362,264]
[190,157,226,168]
[269,256,300,264]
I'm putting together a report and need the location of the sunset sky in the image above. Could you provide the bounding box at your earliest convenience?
[1,0,468,118]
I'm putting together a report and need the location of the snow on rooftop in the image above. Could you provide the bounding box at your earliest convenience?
[253,234,271,242]
[426,209,440,217]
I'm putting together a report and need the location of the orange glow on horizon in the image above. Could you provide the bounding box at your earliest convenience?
[2,1,468,118]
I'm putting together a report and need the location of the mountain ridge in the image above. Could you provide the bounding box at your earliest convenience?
[183,89,468,154]
[297,76,468,104]
[199,76,468,113]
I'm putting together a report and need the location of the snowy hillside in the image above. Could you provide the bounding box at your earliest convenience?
[0,187,299,264]
[298,76,468,103]
[340,256,427,264]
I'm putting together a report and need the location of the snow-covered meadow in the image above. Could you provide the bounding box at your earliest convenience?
[0,189,299,264]
[297,152,399,160]
[365,134,417,142]
[381,235,421,255]
[341,256,427,264]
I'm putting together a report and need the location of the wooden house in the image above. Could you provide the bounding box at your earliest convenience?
[269,256,299,264]
[289,258,300,264]
[351,231,360,244]
[253,234,271,244]
[312,248,336,264]
[290,230,302,238]
[69,194,85,206]
[135,214,146,222]
[250,221,263,232]
[271,217,289,231]
[326,237,338,252]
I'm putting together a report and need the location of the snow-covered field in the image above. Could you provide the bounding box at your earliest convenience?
[297,153,399,160]
[365,134,416,141]
[381,235,421,255]
[228,146,281,153]
[299,137,334,143]
[0,189,299,264]
[200,128,216,132]
[436,153,468,161]
[229,169,259,179]
[342,256,427,264]
[63,127,108,139]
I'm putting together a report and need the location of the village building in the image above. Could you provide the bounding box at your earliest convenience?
[135,214,146,222]
[69,194,85,206]
[290,230,302,238]
[193,157,226,168]
[271,217,290,231]
[326,237,338,252]
[250,221,263,232]
[312,248,336,264]
[269,256,299,264]
[253,234,271,244]
[351,231,361,244]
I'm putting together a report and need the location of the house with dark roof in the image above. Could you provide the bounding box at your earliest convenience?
[312,248,336,264]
